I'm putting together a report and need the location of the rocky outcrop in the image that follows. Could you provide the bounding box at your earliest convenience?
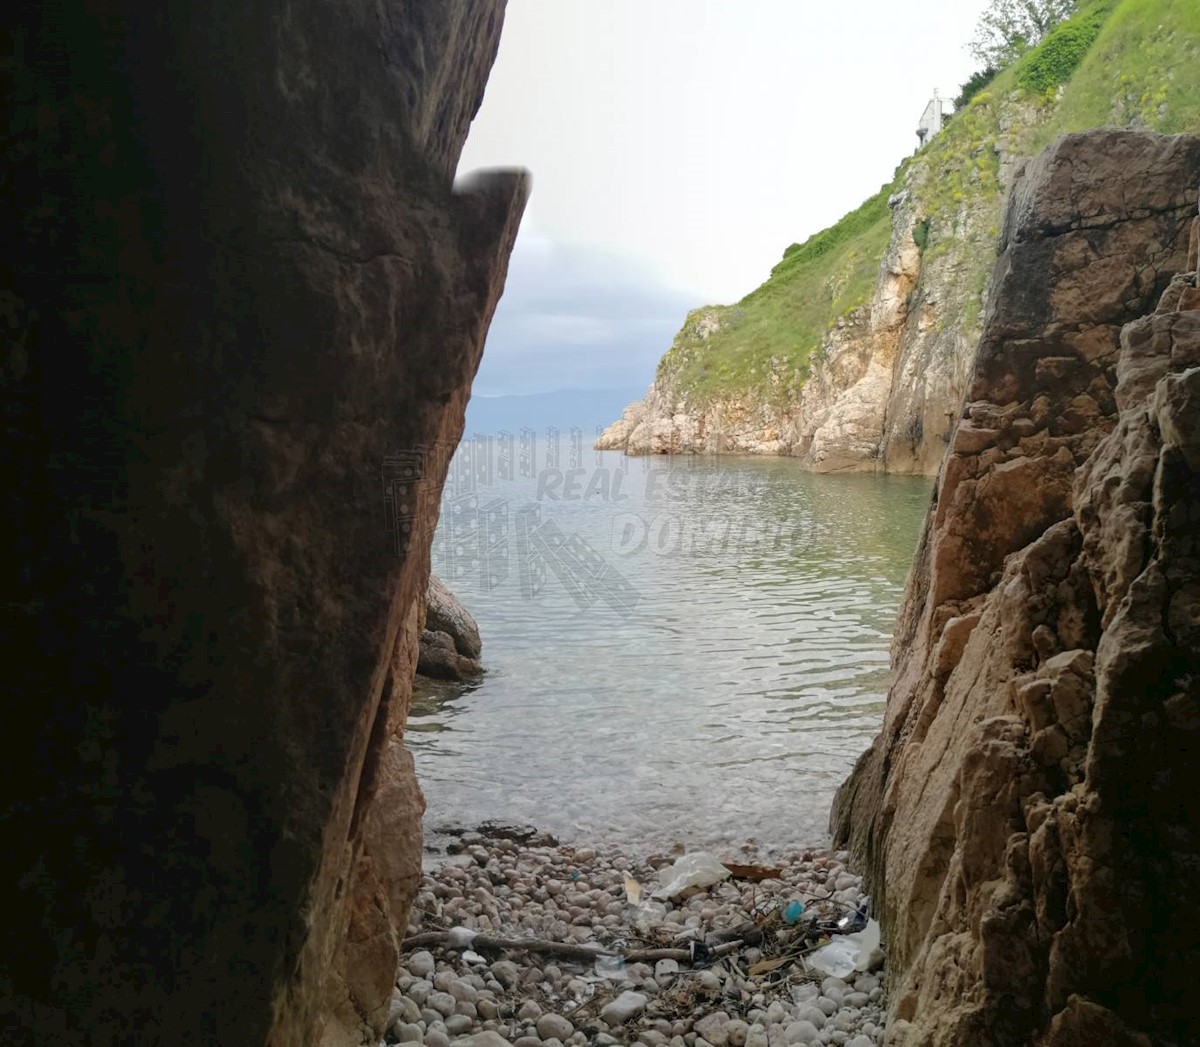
[595,158,990,471]
[417,574,484,680]
[2,3,524,1045]
[831,131,1200,1046]
[600,81,1123,477]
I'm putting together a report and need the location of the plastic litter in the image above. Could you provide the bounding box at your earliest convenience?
[783,900,806,925]
[651,852,732,899]
[594,953,626,980]
[632,898,668,931]
[623,875,643,905]
[806,918,881,978]
[837,903,869,934]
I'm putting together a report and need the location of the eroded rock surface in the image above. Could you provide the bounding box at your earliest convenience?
[419,574,484,680]
[2,3,524,1045]
[832,131,1200,1045]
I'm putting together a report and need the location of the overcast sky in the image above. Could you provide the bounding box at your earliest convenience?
[458,0,992,396]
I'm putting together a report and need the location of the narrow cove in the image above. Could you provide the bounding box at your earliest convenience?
[412,448,931,850]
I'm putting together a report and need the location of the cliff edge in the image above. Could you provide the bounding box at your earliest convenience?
[598,0,1200,475]
[831,130,1200,1046]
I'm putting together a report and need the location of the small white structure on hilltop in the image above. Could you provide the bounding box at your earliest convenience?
[916,90,945,149]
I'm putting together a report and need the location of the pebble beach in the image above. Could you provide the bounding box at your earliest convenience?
[383,833,900,1047]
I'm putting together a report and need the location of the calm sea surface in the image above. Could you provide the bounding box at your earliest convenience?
[411,444,931,852]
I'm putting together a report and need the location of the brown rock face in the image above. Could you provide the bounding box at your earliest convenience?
[832,131,1200,1046]
[2,3,524,1045]
[418,573,484,679]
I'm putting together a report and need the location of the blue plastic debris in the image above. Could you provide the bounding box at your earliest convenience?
[783,900,806,925]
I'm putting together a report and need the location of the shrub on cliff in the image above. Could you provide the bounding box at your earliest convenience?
[970,0,1080,68]
[1017,5,1110,95]
[955,66,999,110]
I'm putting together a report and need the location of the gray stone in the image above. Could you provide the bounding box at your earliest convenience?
[783,1021,820,1045]
[795,1006,825,1030]
[490,961,520,989]
[445,1015,473,1035]
[450,1034,514,1047]
[536,1014,575,1041]
[430,992,458,1017]
[694,1013,730,1046]
[600,990,649,1025]
[450,979,480,1004]
[392,996,423,1027]
[410,952,437,979]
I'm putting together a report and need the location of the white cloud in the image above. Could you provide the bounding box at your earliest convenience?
[459,0,993,305]
[473,227,699,396]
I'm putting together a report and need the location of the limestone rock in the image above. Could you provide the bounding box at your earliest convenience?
[418,573,484,678]
[418,629,483,680]
[600,990,649,1025]
[831,131,1200,1044]
[1,2,525,1044]
[425,573,483,661]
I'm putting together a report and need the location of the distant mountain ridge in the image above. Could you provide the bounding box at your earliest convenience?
[465,386,646,437]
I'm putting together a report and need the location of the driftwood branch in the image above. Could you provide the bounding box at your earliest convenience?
[400,931,746,965]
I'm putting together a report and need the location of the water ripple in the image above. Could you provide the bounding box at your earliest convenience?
[411,450,931,849]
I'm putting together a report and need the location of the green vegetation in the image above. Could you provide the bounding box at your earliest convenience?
[970,0,1081,67]
[912,218,932,253]
[655,0,1199,408]
[1031,0,1200,143]
[1017,2,1112,94]
[656,174,901,404]
[955,67,999,110]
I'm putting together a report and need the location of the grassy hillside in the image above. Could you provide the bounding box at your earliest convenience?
[1033,0,1200,142]
[654,0,1199,407]
[655,175,901,406]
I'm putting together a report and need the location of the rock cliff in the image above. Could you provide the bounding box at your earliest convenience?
[591,132,1010,472]
[2,3,524,1045]
[831,130,1200,1046]
[598,0,1200,475]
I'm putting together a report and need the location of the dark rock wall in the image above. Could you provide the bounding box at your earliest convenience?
[832,132,1200,1045]
[2,2,525,1044]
